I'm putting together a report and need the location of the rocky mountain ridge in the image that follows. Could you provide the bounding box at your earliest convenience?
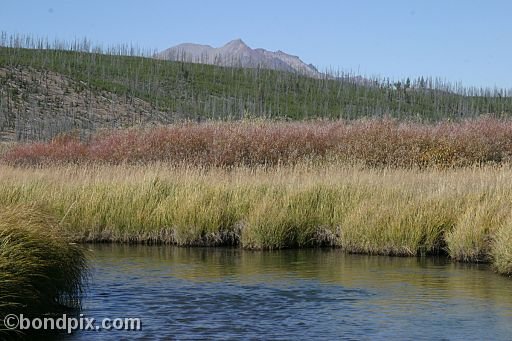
[155,39,322,78]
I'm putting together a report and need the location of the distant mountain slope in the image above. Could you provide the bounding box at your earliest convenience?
[0,66,170,141]
[155,39,322,78]
[1,46,511,141]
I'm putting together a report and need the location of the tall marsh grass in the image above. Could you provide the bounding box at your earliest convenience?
[0,163,510,276]
[3,117,512,168]
[0,205,87,336]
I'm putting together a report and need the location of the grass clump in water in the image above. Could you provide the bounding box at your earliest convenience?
[0,205,87,336]
[491,219,512,276]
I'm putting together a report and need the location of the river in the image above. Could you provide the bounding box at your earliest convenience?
[56,244,512,340]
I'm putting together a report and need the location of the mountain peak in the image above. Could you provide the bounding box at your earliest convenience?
[224,38,248,48]
[155,39,323,78]
[228,38,245,44]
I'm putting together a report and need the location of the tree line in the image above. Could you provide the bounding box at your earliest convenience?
[1,32,512,140]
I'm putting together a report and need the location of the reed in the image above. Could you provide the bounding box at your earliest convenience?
[492,218,512,276]
[0,163,511,275]
[0,205,88,336]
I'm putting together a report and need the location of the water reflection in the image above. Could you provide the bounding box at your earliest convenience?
[60,245,511,340]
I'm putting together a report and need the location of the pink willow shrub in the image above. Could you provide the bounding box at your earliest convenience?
[3,117,512,167]
[2,134,88,165]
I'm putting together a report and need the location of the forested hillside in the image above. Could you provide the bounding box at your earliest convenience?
[1,38,512,140]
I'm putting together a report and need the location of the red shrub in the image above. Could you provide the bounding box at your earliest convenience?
[4,117,512,168]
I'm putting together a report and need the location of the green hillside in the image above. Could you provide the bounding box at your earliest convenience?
[1,45,512,140]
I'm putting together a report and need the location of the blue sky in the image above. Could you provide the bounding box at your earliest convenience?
[1,0,511,88]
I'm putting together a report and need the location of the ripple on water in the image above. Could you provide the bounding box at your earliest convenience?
[60,245,512,341]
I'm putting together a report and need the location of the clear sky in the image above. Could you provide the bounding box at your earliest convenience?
[1,0,511,88]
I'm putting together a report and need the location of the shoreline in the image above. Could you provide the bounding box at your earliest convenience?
[1,163,511,276]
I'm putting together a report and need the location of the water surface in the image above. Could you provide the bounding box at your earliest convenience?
[64,245,512,340]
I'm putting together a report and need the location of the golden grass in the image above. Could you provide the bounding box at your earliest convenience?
[0,163,511,276]
[491,218,512,275]
[0,205,87,336]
